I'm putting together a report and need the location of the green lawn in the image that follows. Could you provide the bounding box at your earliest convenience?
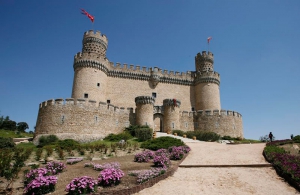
[0,129,33,138]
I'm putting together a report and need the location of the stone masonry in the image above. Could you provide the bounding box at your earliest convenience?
[34,29,243,143]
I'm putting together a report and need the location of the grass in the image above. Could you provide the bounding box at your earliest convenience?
[0,129,33,138]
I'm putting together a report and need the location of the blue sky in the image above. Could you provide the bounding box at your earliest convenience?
[0,0,299,140]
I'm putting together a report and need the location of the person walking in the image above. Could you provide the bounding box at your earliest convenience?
[269,132,273,142]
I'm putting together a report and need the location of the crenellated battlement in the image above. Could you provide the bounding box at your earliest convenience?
[195,51,214,63]
[83,30,108,45]
[195,70,220,85]
[135,96,155,105]
[38,98,131,114]
[179,109,242,118]
[107,62,195,85]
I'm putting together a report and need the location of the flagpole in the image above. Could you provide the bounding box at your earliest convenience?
[208,42,209,52]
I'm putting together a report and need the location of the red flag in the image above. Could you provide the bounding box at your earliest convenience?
[207,37,212,44]
[81,9,94,23]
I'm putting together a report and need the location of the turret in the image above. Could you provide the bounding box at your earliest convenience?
[135,96,155,129]
[71,30,109,103]
[194,51,221,111]
[195,51,214,72]
[82,30,108,57]
[163,99,181,133]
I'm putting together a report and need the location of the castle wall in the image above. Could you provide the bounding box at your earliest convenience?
[178,109,243,138]
[106,75,195,110]
[72,67,108,102]
[195,82,221,110]
[34,98,131,143]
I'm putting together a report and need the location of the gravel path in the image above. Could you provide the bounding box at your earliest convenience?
[135,139,299,195]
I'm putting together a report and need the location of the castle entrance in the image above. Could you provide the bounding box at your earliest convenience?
[153,113,163,132]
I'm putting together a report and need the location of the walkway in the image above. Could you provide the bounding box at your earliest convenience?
[135,134,299,195]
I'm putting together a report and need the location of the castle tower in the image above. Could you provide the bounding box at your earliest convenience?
[194,51,221,111]
[135,96,155,129]
[163,99,181,133]
[71,30,109,103]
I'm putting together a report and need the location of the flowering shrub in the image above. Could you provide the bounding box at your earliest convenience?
[98,168,125,186]
[264,142,300,187]
[153,153,171,168]
[66,157,84,165]
[136,168,167,183]
[24,175,57,195]
[155,149,169,157]
[264,145,286,161]
[45,161,66,175]
[93,162,120,171]
[272,153,300,182]
[65,176,98,195]
[128,170,146,176]
[168,146,185,160]
[180,145,191,153]
[24,168,49,185]
[134,150,155,162]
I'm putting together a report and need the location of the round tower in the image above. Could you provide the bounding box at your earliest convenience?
[71,30,109,103]
[194,51,221,111]
[163,99,181,133]
[135,96,155,129]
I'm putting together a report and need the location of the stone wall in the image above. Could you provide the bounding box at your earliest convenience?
[34,98,131,143]
[178,109,243,138]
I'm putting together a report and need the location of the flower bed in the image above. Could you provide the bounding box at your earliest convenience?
[45,161,66,175]
[66,157,84,165]
[263,140,300,191]
[65,176,98,195]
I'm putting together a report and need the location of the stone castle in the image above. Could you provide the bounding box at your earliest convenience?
[34,30,243,143]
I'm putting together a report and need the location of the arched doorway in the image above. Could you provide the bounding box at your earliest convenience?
[153,113,163,132]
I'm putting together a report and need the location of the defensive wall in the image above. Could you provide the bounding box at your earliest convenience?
[35,97,243,143]
[34,98,133,143]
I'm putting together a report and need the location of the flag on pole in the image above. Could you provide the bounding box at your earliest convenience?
[207,37,212,44]
[81,9,94,23]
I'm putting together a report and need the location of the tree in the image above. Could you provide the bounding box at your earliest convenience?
[17,122,29,132]
[1,120,16,131]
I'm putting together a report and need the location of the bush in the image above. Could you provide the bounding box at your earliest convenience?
[104,132,132,142]
[45,161,66,175]
[65,176,98,195]
[172,130,185,136]
[153,152,171,168]
[134,150,155,162]
[57,139,79,149]
[125,125,140,137]
[141,136,185,151]
[168,146,186,160]
[38,135,58,147]
[264,145,286,161]
[186,131,220,141]
[292,135,300,143]
[98,168,124,187]
[135,127,153,141]
[24,175,57,195]
[0,137,15,148]
[135,168,167,184]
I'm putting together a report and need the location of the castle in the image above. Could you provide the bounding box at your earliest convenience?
[34,30,243,143]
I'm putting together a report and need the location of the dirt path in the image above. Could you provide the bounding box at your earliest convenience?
[135,142,299,195]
